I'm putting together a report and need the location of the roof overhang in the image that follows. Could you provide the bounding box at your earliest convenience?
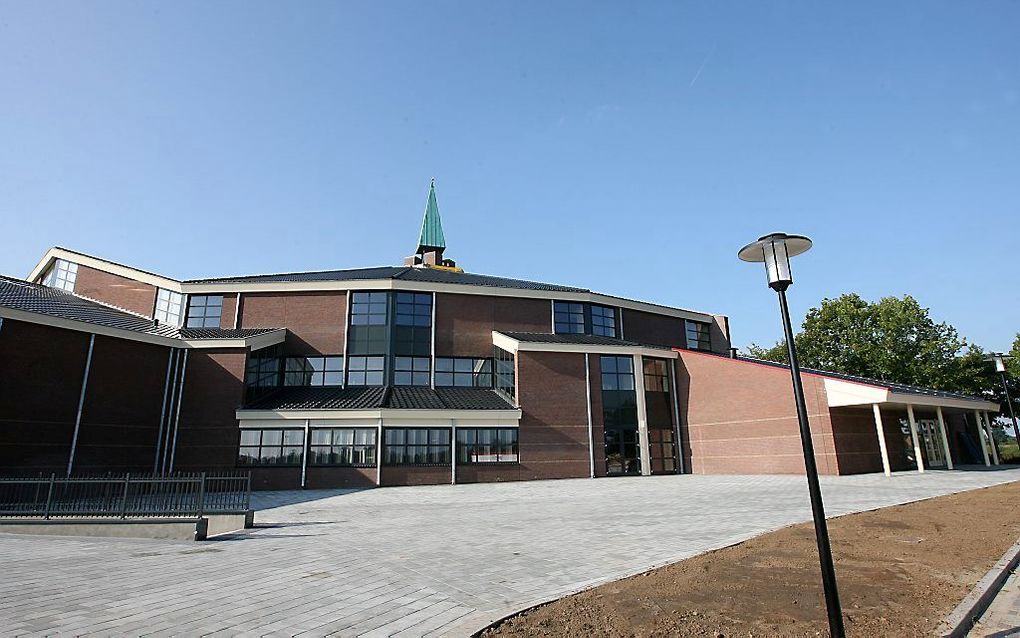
[182,329,286,351]
[0,306,181,348]
[235,408,523,423]
[493,331,677,359]
[823,377,1000,412]
[28,247,183,292]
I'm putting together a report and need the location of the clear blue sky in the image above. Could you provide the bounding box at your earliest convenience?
[1,1,1017,350]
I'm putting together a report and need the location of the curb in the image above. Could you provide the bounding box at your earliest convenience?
[937,535,1020,638]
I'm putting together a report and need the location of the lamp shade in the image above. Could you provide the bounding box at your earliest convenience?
[738,233,813,291]
[985,353,1013,373]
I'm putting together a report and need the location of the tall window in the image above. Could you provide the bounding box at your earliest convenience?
[601,355,635,391]
[435,358,493,387]
[494,346,516,401]
[284,356,344,386]
[553,301,618,338]
[553,302,585,334]
[383,428,451,465]
[393,292,432,358]
[44,259,78,292]
[186,295,224,328]
[238,429,304,466]
[686,320,711,351]
[309,428,376,466]
[347,355,385,386]
[154,288,184,326]
[246,346,282,391]
[601,355,639,475]
[643,358,678,474]
[393,356,430,386]
[457,428,519,463]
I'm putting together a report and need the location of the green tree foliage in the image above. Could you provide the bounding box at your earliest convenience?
[741,294,1019,417]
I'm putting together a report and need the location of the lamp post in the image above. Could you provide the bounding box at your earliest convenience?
[738,232,845,638]
[985,353,1020,455]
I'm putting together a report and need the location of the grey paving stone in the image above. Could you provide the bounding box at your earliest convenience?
[1,467,1018,637]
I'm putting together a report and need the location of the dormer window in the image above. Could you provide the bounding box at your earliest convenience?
[553,301,619,338]
[43,259,78,292]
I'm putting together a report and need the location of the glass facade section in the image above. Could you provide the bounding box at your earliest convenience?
[494,346,516,401]
[284,356,344,386]
[456,428,518,463]
[590,304,617,337]
[154,288,184,326]
[554,301,618,338]
[553,302,585,334]
[434,358,493,387]
[44,259,78,292]
[600,355,640,475]
[186,295,223,328]
[245,345,282,396]
[383,428,451,465]
[347,355,385,386]
[393,292,432,356]
[238,429,304,466]
[309,428,376,466]
[686,320,711,351]
[393,356,430,386]
[643,358,678,474]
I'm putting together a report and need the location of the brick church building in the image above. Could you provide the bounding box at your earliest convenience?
[0,184,1003,489]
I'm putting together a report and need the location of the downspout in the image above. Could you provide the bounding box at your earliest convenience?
[167,349,189,474]
[66,333,96,476]
[153,348,175,473]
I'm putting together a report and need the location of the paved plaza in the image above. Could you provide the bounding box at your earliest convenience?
[2,468,1020,637]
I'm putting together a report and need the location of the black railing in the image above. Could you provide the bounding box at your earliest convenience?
[0,472,251,519]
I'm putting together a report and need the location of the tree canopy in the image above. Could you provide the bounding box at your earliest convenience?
[744,293,1019,416]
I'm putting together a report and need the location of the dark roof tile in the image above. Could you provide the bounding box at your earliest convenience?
[243,386,515,411]
[499,331,674,350]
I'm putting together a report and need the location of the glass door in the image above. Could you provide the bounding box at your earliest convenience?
[919,419,946,467]
[605,428,642,476]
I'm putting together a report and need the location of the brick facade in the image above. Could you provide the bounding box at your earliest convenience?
[74,265,158,318]
[434,293,550,357]
[239,292,346,355]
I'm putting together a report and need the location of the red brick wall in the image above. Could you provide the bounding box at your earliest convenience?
[239,292,346,355]
[434,293,550,357]
[219,293,239,329]
[676,351,840,475]
[515,351,592,480]
[173,348,247,471]
[621,309,685,348]
[74,265,158,317]
[828,407,915,474]
[307,466,377,489]
[380,465,451,486]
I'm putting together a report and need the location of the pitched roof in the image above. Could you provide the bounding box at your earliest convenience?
[0,275,281,343]
[738,355,990,403]
[243,386,516,411]
[417,180,446,251]
[185,265,588,292]
[499,331,674,350]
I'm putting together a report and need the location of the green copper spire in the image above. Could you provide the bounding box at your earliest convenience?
[417,179,446,252]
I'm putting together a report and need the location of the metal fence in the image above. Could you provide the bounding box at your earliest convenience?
[0,472,251,519]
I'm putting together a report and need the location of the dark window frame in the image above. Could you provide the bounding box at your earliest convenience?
[393,356,431,386]
[434,357,493,388]
[237,428,304,466]
[347,355,386,386]
[494,346,516,402]
[308,427,377,467]
[186,295,224,328]
[456,428,519,464]
[554,301,619,338]
[284,356,344,387]
[686,320,711,351]
[383,427,452,466]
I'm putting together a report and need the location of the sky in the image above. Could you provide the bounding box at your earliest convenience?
[1,1,1017,350]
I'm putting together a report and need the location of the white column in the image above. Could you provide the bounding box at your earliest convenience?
[984,411,1000,465]
[872,404,891,477]
[376,418,383,485]
[300,419,310,488]
[935,406,954,470]
[584,354,595,479]
[450,418,457,485]
[907,404,925,474]
[633,354,651,476]
[975,410,991,466]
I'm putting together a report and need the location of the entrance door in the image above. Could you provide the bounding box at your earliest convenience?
[605,428,642,475]
[648,427,678,474]
[919,419,946,467]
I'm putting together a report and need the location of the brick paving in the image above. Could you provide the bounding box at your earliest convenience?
[2,467,1020,637]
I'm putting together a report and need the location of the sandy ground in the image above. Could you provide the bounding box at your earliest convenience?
[484,480,1020,637]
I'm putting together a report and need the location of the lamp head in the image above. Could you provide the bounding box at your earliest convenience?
[738,232,813,291]
[985,353,1013,374]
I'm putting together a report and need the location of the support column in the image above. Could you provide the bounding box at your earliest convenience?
[984,411,1000,465]
[974,410,991,466]
[376,418,383,485]
[300,419,310,489]
[907,404,925,474]
[584,354,595,479]
[450,418,457,485]
[935,406,954,470]
[633,354,651,476]
[67,334,96,476]
[872,404,891,477]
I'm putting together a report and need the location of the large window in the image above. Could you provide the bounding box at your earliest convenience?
[44,259,78,292]
[553,302,585,334]
[601,355,639,475]
[393,292,432,357]
[246,347,282,390]
[186,295,224,328]
[238,429,303,466]
[383,428,451,465]
[601,355,635,391]
[347,292,389,356]
[553,301,618,338]
[456,428,518,463]
[285,356,344,386]
[686,320,711,351]
[154,288,184,326]
[309,428,376,466]
[643,358,678,474]
[435,358,493,387]
[347,356,385,386]
[393,356,430,386]
[494,346,516,401]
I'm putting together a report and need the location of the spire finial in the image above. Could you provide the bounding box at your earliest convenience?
[417,179,446,253]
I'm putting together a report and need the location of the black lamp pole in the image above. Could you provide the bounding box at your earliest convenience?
[739,233,845,638]
[986,354,1020,454]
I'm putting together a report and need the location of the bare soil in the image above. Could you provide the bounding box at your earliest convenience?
[484,480,1020,637]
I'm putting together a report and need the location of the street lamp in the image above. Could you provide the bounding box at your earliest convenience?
[738,232,845,637]
[984,353,1020,454]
